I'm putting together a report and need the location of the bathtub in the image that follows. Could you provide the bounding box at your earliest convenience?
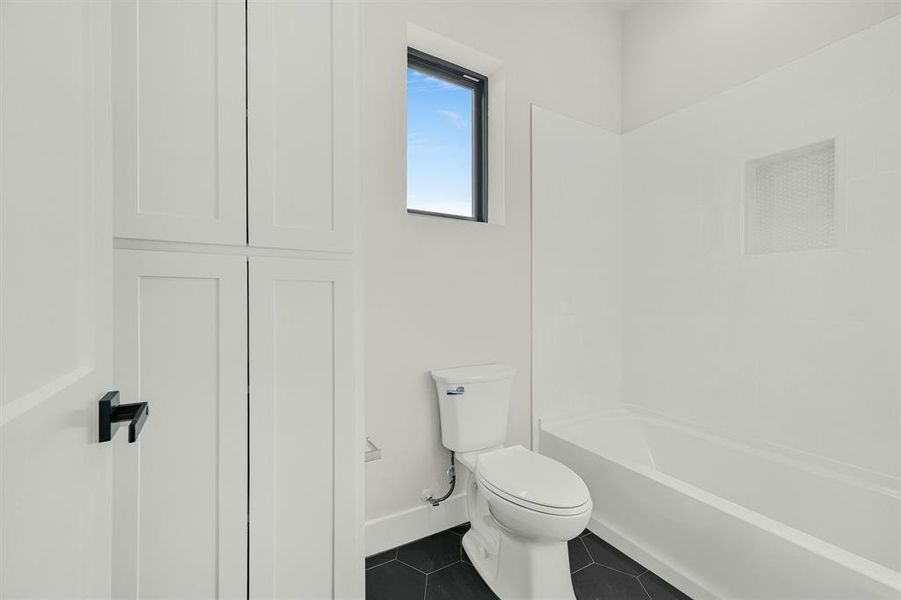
[540,409,901,600]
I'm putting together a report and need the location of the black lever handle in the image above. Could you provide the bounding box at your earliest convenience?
[98,391,149,443]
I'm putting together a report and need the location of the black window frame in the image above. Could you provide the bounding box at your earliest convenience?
[406,47,488,223]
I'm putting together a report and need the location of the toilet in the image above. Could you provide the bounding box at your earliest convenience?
[431,364,592,600]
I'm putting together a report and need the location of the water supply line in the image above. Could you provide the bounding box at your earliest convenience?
[426,451,456,507]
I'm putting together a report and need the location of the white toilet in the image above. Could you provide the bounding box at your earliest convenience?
[431,364,592,600]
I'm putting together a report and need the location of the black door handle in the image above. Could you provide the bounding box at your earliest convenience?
[98,391,149,443]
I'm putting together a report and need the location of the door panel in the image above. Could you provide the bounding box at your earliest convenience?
[112,0,245,244]
[113,250,247,599]
[248,0,358,251]
[0,1,113,597]
[249,257,354,599]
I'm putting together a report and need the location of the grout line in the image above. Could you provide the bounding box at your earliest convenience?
[581,533,652,580]
[570,563,594,576]
[637,577,654,600]
[365,558,396,571]
[396,558,431,576]
[579,536,593,562]
[427,560,463,577]
[593,562,648,580]
[364,548,399,571]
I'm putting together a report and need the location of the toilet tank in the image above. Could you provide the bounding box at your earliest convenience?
[430,364,516,452]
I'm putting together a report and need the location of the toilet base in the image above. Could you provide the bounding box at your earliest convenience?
[463,528,575,600]
[463,478,576,600]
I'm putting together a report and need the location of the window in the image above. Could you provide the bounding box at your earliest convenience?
[406,48,488,221]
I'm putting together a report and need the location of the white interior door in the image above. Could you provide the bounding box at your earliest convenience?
[0,1,114,597]
[249,257,357,599]
[111,0,246,245]
[112,250,247,599]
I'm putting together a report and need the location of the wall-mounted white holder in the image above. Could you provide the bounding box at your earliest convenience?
[365,437,382,462]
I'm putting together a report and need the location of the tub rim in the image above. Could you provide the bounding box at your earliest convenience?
[541,406,901,496]
[539,407,901,591]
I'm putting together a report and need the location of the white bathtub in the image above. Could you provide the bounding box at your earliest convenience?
[540,409,901,600]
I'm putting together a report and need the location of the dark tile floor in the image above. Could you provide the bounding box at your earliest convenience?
[365,523,692,600]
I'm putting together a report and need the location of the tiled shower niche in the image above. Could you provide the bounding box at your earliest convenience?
[743,139,836,254]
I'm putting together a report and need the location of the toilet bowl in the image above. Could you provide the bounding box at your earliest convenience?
[430,364,593,600]
[457,445,592,600]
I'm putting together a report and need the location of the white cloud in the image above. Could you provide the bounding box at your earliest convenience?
[436,109,467,129]
[407,68,463,92]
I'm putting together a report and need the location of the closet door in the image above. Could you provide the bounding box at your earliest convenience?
[247,0,358,251]
[249,257,355,599]
[112,250,247,599]
[112,0,245,244]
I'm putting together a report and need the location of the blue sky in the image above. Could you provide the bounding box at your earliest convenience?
[406,68,473,217]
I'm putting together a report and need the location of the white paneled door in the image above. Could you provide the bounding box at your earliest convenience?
[112,250,248,599]
[249,257,357,599]
[0,1,114,597]
[112,0,246,244]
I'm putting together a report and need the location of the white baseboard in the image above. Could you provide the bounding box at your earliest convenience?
[365,493,468,556]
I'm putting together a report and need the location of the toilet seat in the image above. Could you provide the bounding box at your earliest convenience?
[479,479,591,516]
[475,446,590,516]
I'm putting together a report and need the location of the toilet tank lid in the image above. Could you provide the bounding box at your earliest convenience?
[431,364,517,384]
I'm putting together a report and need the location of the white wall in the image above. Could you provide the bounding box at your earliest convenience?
[362,1,622,552]
[622,16,901,479]
[531,106,623,445]
[622,0,901,131]
[364,0,901,554]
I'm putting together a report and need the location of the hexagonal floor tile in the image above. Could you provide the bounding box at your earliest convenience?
[639,571,692,600]
[365,548,397,570]
[568,537,592,573]
[426,562,498,600]
[449,522,471,536]
[581,534,647,576]
[572,564,650,600]
[397,530,462,573]
[365,560,426,600]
